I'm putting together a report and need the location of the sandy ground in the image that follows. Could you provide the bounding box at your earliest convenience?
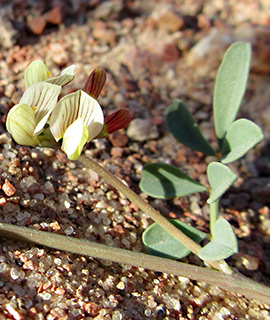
[0,0,270,319]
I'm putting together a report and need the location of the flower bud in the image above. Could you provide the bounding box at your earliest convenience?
[105,109,132,134]
[83,66,106,99]
[96,109,132,138]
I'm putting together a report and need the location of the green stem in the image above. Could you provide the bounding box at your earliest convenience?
[79,155,230,273]
[210,197,219,236]
[0,223,269,304]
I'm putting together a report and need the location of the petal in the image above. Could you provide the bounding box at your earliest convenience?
[6,104,39,146]
[46,65,75,86]
[83,66,106,99]
[50,89,104,142]
[61,118,89,160]
[24,60,50,88]
[19,82,62,135]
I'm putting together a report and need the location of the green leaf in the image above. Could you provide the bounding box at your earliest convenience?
[199,217,238,261]
[143,219,206,259]
[140,163,207,199]
[166,99,216,156]
[221,119,264,164]
[207,162,237,204]
[213,42,251,143]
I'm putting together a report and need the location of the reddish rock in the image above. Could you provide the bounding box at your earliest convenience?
[44,6,63,25]
[111,147,124,158]
[159,42,181,62]
[109,132,129,147]
[27,16,47,35]
[2,179,16,197]
[84,302,100,316]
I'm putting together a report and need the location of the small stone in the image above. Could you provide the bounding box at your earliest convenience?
[2,179,16,197]
[127,119,159,141]
[27,16,47,35]
[44,6,63,25]
[111,147,124,158]
[109,132,129,147]
[6,304,23,320]
[10,267,20,280]
[241,254,260,271]
[84,302,100,316]
[0,198,7,206]
[151,4,184,32]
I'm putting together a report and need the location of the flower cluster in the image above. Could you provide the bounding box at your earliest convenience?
[6,60,132,160]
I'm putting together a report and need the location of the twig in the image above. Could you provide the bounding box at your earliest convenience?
[0,223,269,304]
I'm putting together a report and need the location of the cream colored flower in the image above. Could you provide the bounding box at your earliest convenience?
[50,90,104,160]
[6,82,61,146]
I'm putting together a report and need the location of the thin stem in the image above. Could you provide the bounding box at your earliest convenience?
[0,223,269,304]
[209,197,219,236]
[79,155,230,273]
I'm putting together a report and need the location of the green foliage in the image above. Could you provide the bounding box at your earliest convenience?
[213,42,251,145]
[221,119,264,164]
[207,162,237,204]
[199,218,238,261]
[139,42,264,264]
[142,219,206,259]
[139,163,207,199]
[166,99,216,156]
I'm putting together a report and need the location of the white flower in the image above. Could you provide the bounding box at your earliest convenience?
[6,82,61,146]
[50,90,104,160]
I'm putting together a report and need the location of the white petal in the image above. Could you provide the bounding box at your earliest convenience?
[46,65,75,87]
[19,82,62,135]
[61,118,89,160]
[6,104,39,146]
[24,60,50,88]
[50,89,104,142]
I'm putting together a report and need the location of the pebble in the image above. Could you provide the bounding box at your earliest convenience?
[44,6,63,25]
[111,147,124,158]
[151,4,184,32]
[109,132,129,147]
[126,118,159,141]
[2,179,16,197]
[27,16,47,35]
